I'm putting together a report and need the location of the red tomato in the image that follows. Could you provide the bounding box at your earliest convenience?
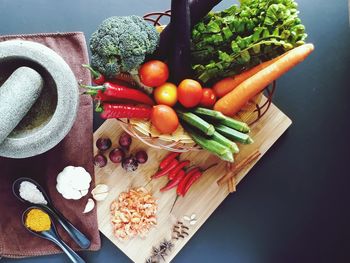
[139,60,169,87]
[151,105,179,134]
[177,79,203,108]
[154,83,177,106]
[199,88,217,108]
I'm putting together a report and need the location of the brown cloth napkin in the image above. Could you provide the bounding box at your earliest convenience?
[0,32,101,258]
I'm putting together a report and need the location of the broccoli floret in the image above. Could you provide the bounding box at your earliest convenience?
[90,53,121,78]
[89,15,159,78]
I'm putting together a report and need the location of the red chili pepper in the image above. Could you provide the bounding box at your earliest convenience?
[182,163,218,196]
[97,103,152,119]
[152,159,179,179]
[182,170,203,196]
[94,90,139,104]
[82,64,105,85]
[168,160,190,180]
[81,82,154,105]
[159,152,181,170]
[176,167,200,196]
[160,169,186,192]
[95,90,112,102]
[169,167,199,213]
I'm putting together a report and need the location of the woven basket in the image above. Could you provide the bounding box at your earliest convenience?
[115,12,276,152]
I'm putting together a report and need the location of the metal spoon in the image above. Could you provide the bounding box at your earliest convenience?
[13,177,91,249]
[22,206,85,263]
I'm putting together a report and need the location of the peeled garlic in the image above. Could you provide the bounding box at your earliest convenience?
[91,184,109,201]
[83,198,95,213]
[183,215,191,221]
[190,214,197,220]
[189,220,197,225]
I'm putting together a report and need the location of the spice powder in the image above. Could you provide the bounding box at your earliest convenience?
[25,208,51,232]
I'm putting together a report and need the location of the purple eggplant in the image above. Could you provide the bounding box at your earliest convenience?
[156,0,223,61]
[188,0,223,27]
[168,0,191,84]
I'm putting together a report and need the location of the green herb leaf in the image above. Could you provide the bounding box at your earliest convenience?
[252,44,261,54]
[219,51,233,63]
[222,27,233,39]
[240,50,251,63]
[207,21,221,33]
[231,41,241,53]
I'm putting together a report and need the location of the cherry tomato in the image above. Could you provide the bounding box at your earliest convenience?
[154,82,177,106]
[199,88,217,108]
[151,105,179,134]
[139,60,169,87]
[177,79,203,108]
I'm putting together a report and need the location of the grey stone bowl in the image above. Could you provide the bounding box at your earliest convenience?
[0,40,79,158]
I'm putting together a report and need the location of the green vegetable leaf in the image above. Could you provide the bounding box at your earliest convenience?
[196,22,206,32]
[231,41,241,53]
[292,24,306,34]
[283,43,294,49]
[281,30,291,39]
[219,51,233,63]
[222,27,233,39]
[210,33,224,44]
[240,50,251,63]
[263,29,270,38]
[264,4,287,26]
[207,21,221,33]
[252,44,261,54]
[236,36,246,49]
[252,27,263,42]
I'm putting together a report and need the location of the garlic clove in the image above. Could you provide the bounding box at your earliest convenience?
[83,198,95,213]
[190,220,197,225]
[92,184,109,194]
[183,215,191,221]
[190,214,197,220]
[93,192,109,201]
[91,184,109,201]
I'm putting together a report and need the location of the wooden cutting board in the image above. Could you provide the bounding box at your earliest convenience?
[94,102,292,263]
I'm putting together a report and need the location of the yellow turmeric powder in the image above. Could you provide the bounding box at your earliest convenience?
[25,208,51,232]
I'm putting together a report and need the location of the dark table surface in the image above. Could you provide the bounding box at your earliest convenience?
[1,0,350,262]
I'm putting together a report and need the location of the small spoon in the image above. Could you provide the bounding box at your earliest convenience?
[22,206,85,263]
[13,177,91,249]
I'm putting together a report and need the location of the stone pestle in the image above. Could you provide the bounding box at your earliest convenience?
[0,67,44,144]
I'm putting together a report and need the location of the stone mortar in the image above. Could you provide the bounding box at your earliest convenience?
[0,40,79,158]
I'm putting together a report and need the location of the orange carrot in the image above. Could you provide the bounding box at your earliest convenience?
[213,54,285,98]
[214,44,314,116]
